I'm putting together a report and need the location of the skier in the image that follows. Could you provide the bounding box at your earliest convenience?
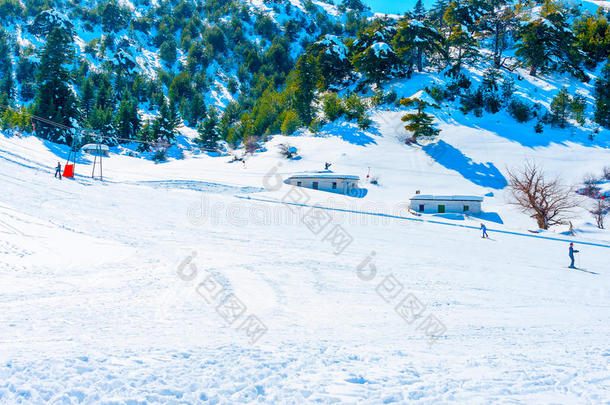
[568,243,579,269]
[54,162,62,180]
[480,223,489,238]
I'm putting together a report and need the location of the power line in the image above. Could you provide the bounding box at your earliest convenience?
[6,106,156,146]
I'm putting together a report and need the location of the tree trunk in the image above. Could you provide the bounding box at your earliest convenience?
[417,48,423,72]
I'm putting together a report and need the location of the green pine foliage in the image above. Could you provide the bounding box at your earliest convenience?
[31,27,79,144]
[594,62,610,128]
[0,0,605,149]
[197,107,219,150]
[400,97,440,139]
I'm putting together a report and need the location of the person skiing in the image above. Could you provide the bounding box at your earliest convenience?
[568,243,579,269]
[480,223,489,238]
[54,162,62,180]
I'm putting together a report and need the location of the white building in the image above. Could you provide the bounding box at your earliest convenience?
[410,195,483,214]
[286,173,360,195]
[81,144,109,157]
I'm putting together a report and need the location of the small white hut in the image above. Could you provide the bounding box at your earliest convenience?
[410,195,483,214]
[286,172,360,195]
[81,143,109,157]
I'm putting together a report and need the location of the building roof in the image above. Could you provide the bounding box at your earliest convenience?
[288,172,360,180]
[81,143,110,151]
[410,195,484,202]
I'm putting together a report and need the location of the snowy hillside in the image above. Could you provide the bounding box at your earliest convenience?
[1,0,610,403]
[1,93,609,402]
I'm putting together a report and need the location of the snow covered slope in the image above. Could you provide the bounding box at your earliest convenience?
[1,100,609,404]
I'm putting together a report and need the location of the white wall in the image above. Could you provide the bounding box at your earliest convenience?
[410,200,482,214]
[288,178,358,195]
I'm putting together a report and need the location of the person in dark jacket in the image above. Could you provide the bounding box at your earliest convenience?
[55,162,62,180]
[480,223,489,238]
[569,243,579,268]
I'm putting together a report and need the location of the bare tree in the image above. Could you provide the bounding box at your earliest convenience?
[245,136,259,154]
[589,197,609,229]
[603,166,610,181]
[507,162,578,230]
[582,173,600,197]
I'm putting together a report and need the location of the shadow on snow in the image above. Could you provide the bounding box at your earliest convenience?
[422,140,508,189]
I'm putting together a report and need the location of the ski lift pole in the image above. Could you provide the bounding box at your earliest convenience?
[64,134,77,178]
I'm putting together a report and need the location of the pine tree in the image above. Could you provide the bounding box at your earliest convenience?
[32,27,79,144]
[187,93,206,126]
[393,18,444,73]
[477,0,517,68]
[444,1,479,75]
[89,105,115,139]
[280,110,301,135]
[570,94,586,126]
[400,97,440,139]
[413,0,426,21]
[80,77,95,118]
[196,107,219,150]
[309,35,352,89]
[0,29,14,104]
[550,88,572,128]
[288,54,318,126]
[352,42,398,86]
[516,19,553,77]
[573,10,610,68]
[516,9,581,77]
[154,100,179,141]
[594,63,610,128]
[115,90,140,140]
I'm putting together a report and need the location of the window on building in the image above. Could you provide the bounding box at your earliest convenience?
[438,205,445,213]
[297,181,302,186]
[463,205,469,212]
[312,181,318,190]
[332,182,337,189]
[419,204,425,212]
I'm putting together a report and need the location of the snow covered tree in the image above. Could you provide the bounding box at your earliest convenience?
[516,8,581,77]
[413,0,426,21]
[508,162,577,230]
[393,18,444,74]
[400,96,440,139]
[443,1,479,75]
[308,35,351,89]
[477,0,518,68]
[196,107,219,150]
[154,99,179,141]
[352,42,398,86]
[102,1,128,33]
[32,27,79,144]
[594,62,610,128]
[115,90,140,140]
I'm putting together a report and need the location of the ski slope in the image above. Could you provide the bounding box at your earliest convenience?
[0,115,609,404]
